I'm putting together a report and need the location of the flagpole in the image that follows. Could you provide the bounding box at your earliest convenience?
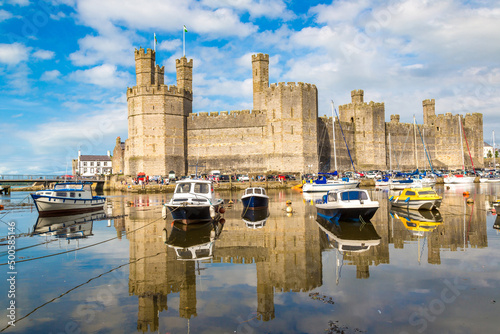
[183,28,185,56]
[154,32,156,52]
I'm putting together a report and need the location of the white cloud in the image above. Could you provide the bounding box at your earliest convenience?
[70,64,131,87]
[0,43,30,65]
[158,39,181,52]
[0,9,14,22]
[69,33,134,66]
[33,49,55,60]
[40,69,62,81]
[74,0,257,37]
[201,0,295,20]
[6,0,30,6]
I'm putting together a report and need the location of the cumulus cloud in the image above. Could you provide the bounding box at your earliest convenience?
[69,32,134,66]
[0,9,14,22]
[33,49,55,60]
[70,64,132,87]
[0,43,30,65]
[201,0,295,20]
[40,69,62,81]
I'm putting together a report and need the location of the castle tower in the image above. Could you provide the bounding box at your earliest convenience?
[124,47,193,176]
[423,99,436,125]
[252,53,269,111]
[176,57,193,92]
[351,89,364,104]
[135,48,155,86]
[339,90,386,170]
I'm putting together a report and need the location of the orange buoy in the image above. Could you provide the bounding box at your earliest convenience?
[463,191,469,197]
[0,204,4,210]
[286,200,292,206]
[219,218,226,224]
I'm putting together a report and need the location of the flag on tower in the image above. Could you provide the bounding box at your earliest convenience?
[154,32,158,51]
[183,25,188,32]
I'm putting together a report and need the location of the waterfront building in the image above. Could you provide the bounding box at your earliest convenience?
[76,150,112,177]
[113,47,483,177]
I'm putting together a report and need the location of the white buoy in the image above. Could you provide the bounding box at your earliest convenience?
[162,205,167,219]
[286,206,293,213]
[209,205,216,219]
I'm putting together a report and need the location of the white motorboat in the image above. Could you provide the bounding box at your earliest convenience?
[30,182,105,217]
[443,174,475,184]
[302,176,359,193]
[315,189,379,222]
[163,179,224,224]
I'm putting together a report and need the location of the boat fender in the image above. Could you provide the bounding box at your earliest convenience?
[389,196,393,201]
[162,206,167,219]
[405,197,410,203]
[210,205,216,219]
[322,195,327,203]
[219,207,226,214]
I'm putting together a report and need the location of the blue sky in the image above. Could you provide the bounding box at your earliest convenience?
[1,0,499,174]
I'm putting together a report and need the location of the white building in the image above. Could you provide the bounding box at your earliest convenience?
[76,150,112,177]
[484,141,498,158]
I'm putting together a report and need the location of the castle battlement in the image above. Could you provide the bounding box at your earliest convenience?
[126,84,192,98]
[188,109,264,119]
[134,47,155,58]
[176,57,193,67]
[252,53,269,62]
[338,101,385,110]
[423,98,435,106]
[268,82,317,92]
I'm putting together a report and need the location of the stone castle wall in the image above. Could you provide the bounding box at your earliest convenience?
[114,47,483,177]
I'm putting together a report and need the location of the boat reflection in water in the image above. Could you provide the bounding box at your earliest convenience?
[316,214,381,284]
[31,210,107,240]
[165,218,224,261]
[390,207,443,236]
[494,214,500,231]
[242,207,269,229]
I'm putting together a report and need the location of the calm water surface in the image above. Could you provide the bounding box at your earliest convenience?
[1,184,500,333]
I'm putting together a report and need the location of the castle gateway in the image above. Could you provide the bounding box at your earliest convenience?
[113,48,483,176]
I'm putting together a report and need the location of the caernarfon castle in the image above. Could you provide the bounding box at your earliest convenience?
[112,47,483,176]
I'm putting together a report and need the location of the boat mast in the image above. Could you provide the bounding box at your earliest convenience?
[493,130,496,172]
[389,132,392,172]
[413,115,418,171]
[331,101,338,174]
[459,116,465,172]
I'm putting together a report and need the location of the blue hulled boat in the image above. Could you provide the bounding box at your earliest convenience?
[241,187,269,210]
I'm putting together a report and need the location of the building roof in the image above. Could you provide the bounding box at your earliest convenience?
[80,155,111,161]
[484,141,492,148]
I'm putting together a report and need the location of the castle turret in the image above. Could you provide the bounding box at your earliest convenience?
[252,53,269,111]
[176,57,193,92]
[154,64,164,86]
[423,99,436,125]
[351,89,364,104]
[135,48,155,86]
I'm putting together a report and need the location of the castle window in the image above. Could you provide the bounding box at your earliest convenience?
[437,127,440,132]
[351,117,354,123]
[291,108,293,118]
[291,126,294,134]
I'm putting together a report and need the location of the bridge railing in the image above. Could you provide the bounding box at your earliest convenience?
[0,175,103,181]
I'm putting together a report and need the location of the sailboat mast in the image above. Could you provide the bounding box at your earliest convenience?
[389,132,392,172]
[413,115,418,170]
[331,101,338,173]
[459,116,465,172]
[494,130,496,171]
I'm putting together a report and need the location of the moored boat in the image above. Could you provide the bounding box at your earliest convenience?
[302,176,359,193]
[443,174,475,184]
[30,182,105,217]
[241,187,269,210]
[163,179,224,224]
[389,187,442,210]
[315,189,379,222]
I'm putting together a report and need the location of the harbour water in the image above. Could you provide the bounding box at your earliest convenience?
[1,184,500,333]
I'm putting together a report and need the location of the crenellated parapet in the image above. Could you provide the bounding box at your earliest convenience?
[126,84,193,99]
[267,81,317,92]
[188,109,267,130]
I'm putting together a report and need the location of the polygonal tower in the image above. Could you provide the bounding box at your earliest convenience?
[124,47,192,177]
[252,53,269,111]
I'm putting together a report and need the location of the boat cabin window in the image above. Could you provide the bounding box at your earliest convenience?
[254,188,262,195]
[176,183,191,193]
[194,183,209,194]
[341,191,368,201]
[405,191,416,196]
[70,192,75,198]
[417,190,436,195]
[328,192,338,202]
[56,192,67,197]
[245,189,253,195]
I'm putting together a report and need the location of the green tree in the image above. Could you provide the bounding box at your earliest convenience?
[487,151,493,158]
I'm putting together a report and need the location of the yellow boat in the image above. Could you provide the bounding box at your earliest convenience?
[389,187,442,210]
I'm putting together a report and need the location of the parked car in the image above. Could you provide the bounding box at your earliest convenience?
[239,175,250,182]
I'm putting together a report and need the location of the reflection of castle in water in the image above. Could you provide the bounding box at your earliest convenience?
[119,193,322,332]
[112,190,491,332]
